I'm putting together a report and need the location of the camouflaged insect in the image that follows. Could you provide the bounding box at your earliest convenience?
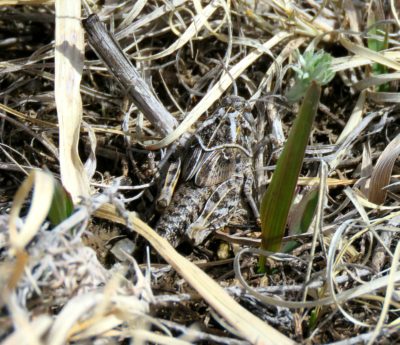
[155,96,256,247]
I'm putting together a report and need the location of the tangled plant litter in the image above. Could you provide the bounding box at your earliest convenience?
[0,0,400,344]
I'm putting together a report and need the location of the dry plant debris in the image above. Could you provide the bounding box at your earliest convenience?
[1,0,400,344]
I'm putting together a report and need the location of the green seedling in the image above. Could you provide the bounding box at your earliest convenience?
[286,49,335,103]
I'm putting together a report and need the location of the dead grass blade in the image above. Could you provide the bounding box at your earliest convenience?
[115,0,189,40]
[47,293,104,345]
[367,91,400,103]
[332,51,400,72]
[95,203,295,345]
[8,170,54,252]
[117,0,147,29]
[135,1,219,61]
[353,72,400,91]
[368,133,400,204]
[302,161,328,304]
[367,239,400,345]
[328,109,385,171]
[2,315,52,345]
[55,0,90,201]
[336,90,366,145]
[0,0,53,4]
[0,102,57,128]
[266,0,335,35]
[340,36,400,71]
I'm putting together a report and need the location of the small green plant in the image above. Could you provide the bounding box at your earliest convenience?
[258,50,335,271]
[286,49,335,103]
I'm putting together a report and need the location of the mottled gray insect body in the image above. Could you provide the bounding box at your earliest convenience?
[155,96,256,247]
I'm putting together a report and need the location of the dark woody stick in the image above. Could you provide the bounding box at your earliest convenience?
[82,14,178,137]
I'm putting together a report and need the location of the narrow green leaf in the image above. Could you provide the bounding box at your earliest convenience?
[367,11,390,91]
[376,29,389,92]
[288,188,319,235]
[259,82,321,259]
[367,12,381,53]
[48,180,74,227]
[283,188,319,253]
[309,309,318,330]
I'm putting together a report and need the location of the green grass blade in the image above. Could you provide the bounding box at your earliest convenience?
[367,11,389,91]
[283,187,319,253]
[259,82,321,258]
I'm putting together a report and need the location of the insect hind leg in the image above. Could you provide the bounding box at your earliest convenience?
[156,158,181,211]
[243,168,261,223]
[186,178,241,245]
